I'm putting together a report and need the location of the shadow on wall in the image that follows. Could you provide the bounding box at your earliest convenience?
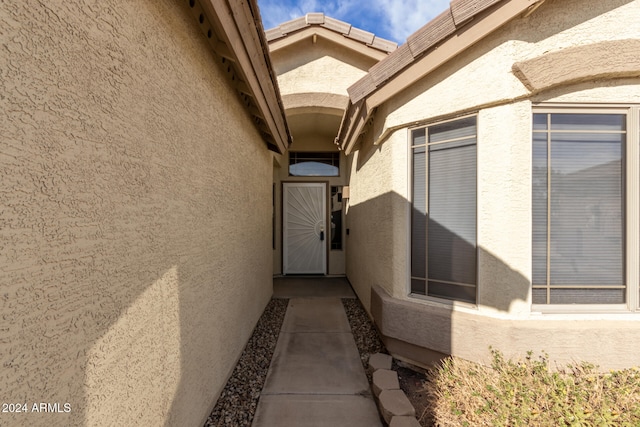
[1,1,271,426]
[341,0,637,369]
[346,189,530,365]
[354,134,384,173]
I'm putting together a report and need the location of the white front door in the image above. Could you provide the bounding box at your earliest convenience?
[283,183,326,274]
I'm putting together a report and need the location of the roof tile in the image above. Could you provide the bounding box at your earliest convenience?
[265,27,285,42]
[369,37,398,53]
[450,0,501,25]
[406,9,456,58]
[348,74,377,104]
[347,27,375,45]
[278,16,307,34]
[305,12,325,25]
[266,13,397,54]
[322,16,352,34]
[368,44,414,86]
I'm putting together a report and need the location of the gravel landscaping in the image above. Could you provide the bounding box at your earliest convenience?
[342,298,434,426]
[204,298,288,427]
[341,298,386,381]
[205,295,640,427]
[204,296,432,426]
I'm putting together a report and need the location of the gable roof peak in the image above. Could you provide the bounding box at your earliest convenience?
[265,12,398,54]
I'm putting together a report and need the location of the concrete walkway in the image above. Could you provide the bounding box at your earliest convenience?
[252,277,383,427]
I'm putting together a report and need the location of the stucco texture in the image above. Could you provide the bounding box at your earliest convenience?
[345,0,640,370]
[379,0,640,132]
[272,38,371,98]
[346,129,409,310]
[270,35,376,276]
[1,1,272,426]
[360,0,640,311]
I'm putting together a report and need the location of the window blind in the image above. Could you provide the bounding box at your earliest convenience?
[411,117,477,303]
[532,113,625,304]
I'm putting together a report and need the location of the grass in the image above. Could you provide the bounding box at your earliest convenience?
[427,349,640,426]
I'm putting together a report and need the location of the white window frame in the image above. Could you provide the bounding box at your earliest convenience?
[532,104,640,313]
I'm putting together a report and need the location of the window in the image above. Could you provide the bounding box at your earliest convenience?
[289,152,339,176]
[330,186,343,250]
[410,116,477,303]
[532,110,627,305]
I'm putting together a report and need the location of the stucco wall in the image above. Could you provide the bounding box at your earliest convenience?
[372,285,640,370]
[272,145,348,276]
[378,0,640,131]
[356,0,640,310]
[476,103,532,316]
[345,130,409,309]
[1,1,272,426]
[272,37,372,97]
[270,36,377,276]
[346,0,640,369]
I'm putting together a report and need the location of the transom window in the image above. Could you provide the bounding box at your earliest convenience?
[289,152,339,176]
[532,108,640,307]
[410,116,477,304]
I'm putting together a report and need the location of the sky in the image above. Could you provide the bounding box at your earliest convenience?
[257,0,451,45]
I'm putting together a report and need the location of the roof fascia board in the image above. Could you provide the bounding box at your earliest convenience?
[341,100,370,155]
[201,0,290,153]
[268,27,388,61]
[229,0,291,151]
[366,0,542,109]
[338,0,542,152]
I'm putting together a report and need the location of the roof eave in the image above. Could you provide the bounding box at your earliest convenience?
[268,26,389,62]
[265,13,398,55]
[190,0,292,153]
[337,0,546,154]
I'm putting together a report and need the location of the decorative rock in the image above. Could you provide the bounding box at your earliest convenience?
[378,389,416,424]
[369,352,392,371]
[372,368,400,397]
[390,415,422,427]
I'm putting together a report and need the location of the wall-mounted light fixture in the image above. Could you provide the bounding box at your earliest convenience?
[342,186,350,199]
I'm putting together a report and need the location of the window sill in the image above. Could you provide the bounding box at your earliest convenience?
[408,292,478,311]
[531,303,638,316]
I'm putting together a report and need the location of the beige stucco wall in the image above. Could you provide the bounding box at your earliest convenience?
[345,128,409,309]
[272,37,372,97]
[1,1,272,426]
[271,36,380,276]
[346,0,640,369]
[378,0,640,131]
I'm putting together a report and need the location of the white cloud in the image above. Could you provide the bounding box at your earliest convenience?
[257,1,297,29]
[372,0,450,43]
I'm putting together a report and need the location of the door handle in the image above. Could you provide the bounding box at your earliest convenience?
[320,231,324,241]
